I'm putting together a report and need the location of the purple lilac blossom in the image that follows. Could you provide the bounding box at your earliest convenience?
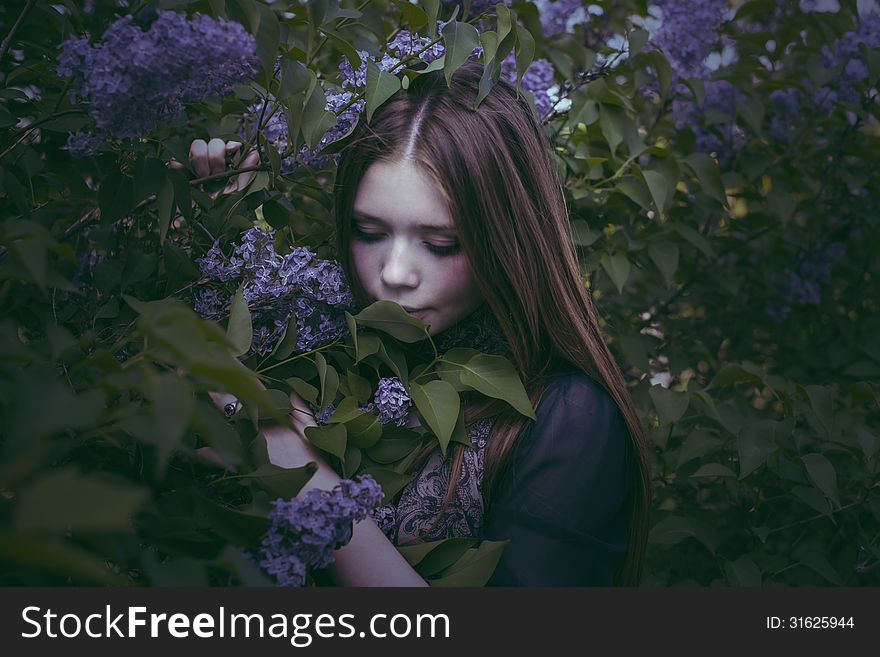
[258,475,384,586]
[56,11,258,156]
[765,9,879,140]
[193,226,356,355]
[533,0,590,37]
[314,403,337,426]
[650,0,728,78]
[500,51,556,120]
[767,240,847,323]
[371,377,413,427]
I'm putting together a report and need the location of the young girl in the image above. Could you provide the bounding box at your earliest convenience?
[190,60,652,587]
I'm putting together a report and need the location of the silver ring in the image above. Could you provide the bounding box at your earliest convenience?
[223,400,241,418]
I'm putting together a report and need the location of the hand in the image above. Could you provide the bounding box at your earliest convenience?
[199,389,327,473]
[168,137,261,198]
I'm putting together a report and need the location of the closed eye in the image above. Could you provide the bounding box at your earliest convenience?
[351,225,461,257]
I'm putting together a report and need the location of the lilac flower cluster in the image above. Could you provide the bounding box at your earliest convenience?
[194,226,355,356]
[241,24,453,173]
[767,240,848,323]
[258,475,384,586]
[338,25,447,93]
[360,377,413,427]
[56,11,258,158]
[533,0,590,37]
[644,2,749,159]
[765,9,879,141]
[500,51,557,120]
[649,0,728,79]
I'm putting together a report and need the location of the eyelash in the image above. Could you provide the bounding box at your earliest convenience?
[351,225,462,257]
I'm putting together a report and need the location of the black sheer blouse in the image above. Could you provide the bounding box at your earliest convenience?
[371,364,634,586]
[480,368,634,586]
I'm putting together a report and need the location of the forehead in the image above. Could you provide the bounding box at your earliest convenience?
[353,159,454,231]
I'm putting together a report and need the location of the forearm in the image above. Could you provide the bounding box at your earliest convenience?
[264,425,428,587]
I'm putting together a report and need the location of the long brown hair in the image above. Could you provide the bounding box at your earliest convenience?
[333,60,652,585]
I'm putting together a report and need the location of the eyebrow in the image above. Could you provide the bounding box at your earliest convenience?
[352,210,456,234]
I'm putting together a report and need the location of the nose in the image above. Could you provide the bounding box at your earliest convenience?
[380,237,420,289]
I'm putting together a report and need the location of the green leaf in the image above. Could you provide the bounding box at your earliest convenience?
[346,369,373,403]
[669,222,716,259]
[448,352,536,420]
[684,153,727,206]
[600,252,631,294]
[797,551,842,585]
[424,0,440,39]
[649,241,679,287]
[255,1,280,76]
[365,60,402,124]
[724,557,762,587]
[569,92,600,129]
[801,452,840,507]
[442,21,481,87]
[226,286,253,357]
[344,411,382,449]
[354,300,428,342]
[315,352,340,408]
[304,423,348,461]
[157,176,175,245]
[302,74,337,150]
[286,377,319,406]
[628,28,649,55]
[280,58,311,100]
[514,22,536,96]
[599,103,645,158]
[649,385,689,424]
[0,534,125,585]
[320,28,363,73]
[570,219,600,247]
[242,463,317,500]
[359,467,412,505]
[706,363,764,390]
[649,516,720,554]
[409,380,460,455]
[642,169,673,217]
[736,419,781,479]
[98,171,133,223]
[14,468,149,533]
[429,540,509,587]
[690,463,736,478]
[391,0,428,31]
[270,316,299,360]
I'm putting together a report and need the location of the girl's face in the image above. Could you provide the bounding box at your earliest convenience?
[350,158,483,336]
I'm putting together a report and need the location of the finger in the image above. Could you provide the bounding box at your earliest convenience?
[225,140,243,152]
[189,139,210,178]
[207,137,227,176]
[208,391,241,418]
[236,148,261,189]
[168,157,185,171]
[221,148,260,195]
[195,446,234,470]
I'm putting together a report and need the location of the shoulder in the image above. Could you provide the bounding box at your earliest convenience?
[518,367,631,466]
[495,366,633,515]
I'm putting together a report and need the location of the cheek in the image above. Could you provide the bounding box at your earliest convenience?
[437,258,480,303]
[350,243,375,281]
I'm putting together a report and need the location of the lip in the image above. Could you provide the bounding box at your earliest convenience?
[402,307,429,318]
